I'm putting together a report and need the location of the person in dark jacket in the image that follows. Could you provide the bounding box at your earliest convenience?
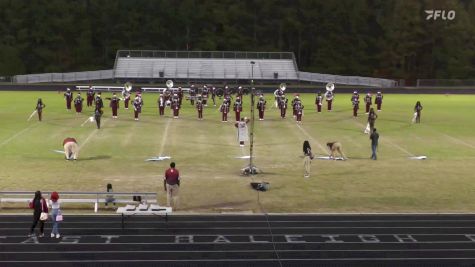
[370,128,379,160]
[29,191,48,237]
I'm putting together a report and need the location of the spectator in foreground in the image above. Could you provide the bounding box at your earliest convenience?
[49,191,62,238]
[29,191,48,237]
[164,162,180,209]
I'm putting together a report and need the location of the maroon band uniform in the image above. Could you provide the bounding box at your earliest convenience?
[257,97,266,121]
[325,91,334,111]
[220,102,230,122]
[202,86,209,106]
[110,94,120,118]
[291,96,300,117]
[158,95,165,116]
[64,89,73,111]
[171,95,180,118]
[74,94,84,113]
[233,98,242,122]
[122,91,131,109]
[351,94,359,117]
[133,96,143,120]
[375,92,383,111]
[315,93,323,113]
[295,102,304,123]
[279,97,288,119]
[196,100,203,120]
[189,85,196,105]
[86,88,95,107]
[364,93,372,114]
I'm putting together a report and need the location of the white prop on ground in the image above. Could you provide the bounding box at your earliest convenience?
[146,156,171,161]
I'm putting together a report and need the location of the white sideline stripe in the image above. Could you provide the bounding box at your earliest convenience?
[0,124,36,148]
[2,258,475,263]
[1,233,474,237]
[441,133,475,150]
[5,219,475,224]
[1,241,474,245]
[158,118,171,156]
[79,118,109,150]
[2,226,475,230]
[295,123,327,154]
[4,249,475,254]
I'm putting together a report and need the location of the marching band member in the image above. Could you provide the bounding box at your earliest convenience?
[171,94,180,118]
[295,100,304,123]
[279,95,288,119]
[364,93,372,114]
[35,98,46,121]
[211,86,217,106]
[122,89,131,109]
[94,92,104,111]
[291,95,300,117]
[189,84,196,105]
[133,95,143,121]
[196,97,204,120]
[64,88,73,111]
[236,86,244,105]
[202,85,209,106]
[157,94,165,116]
[275,86,284,108]
[220,100,230,122]
[351,91,360,117]
[74,93,84,114]
[375,91,383,111]
[257,95,266,121]
[233,96,243,122]
[325,90,334,111]
[177,87,183,106]
[315,91,323,113]
[109,93,120,118]
[86,87,95,107]
[235,117,250,147]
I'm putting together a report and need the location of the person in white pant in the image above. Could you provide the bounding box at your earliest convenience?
[49,192,61,238]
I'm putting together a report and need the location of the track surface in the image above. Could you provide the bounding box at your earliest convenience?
[1,214,475,266]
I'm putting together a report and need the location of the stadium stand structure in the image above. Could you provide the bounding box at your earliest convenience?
[13,50,396,87]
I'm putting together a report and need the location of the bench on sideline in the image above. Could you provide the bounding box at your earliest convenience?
[116,203,172,228]
[0,191,157,213]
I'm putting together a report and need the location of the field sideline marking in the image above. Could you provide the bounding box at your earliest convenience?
[158,118,172,156]
[294,123,328,154]
[79,118,109,150]
[351,120,415,156]
[0,124,37,148]
[440,133,475,150]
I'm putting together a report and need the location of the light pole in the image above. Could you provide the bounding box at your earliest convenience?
[244,61,259,175]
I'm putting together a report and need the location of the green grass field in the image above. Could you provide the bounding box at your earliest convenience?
[1,91,475,213]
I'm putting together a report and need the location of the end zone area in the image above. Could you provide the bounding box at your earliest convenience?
[1,214,475,266]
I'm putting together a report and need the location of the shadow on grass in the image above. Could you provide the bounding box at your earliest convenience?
[184,200,254,211]
[80,155,111,161]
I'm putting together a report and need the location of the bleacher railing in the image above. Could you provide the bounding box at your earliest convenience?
[299,71,397,88]
[417,79,475,87]
[13,70,114,84]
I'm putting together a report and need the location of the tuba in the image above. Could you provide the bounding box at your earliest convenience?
[325,82,335,92]
[166,80,174,89]
[279,83,286,91]
[124,82,133,92]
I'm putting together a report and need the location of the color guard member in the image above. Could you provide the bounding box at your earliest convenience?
[63,137,79,160]
[36,98,46,121]
[327,142,347,160]
[235,117,250,146]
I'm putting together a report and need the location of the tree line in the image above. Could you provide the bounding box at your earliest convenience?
[0,0,474,81]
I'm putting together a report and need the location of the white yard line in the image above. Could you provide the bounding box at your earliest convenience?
[440,133,475,150]
[0,124,36,148]
[295,123,328,154]
[79,119,109,150]
[351,119,415,157]
[158,118,172,156]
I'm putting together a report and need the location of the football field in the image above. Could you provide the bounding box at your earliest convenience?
[1,91,475,213]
